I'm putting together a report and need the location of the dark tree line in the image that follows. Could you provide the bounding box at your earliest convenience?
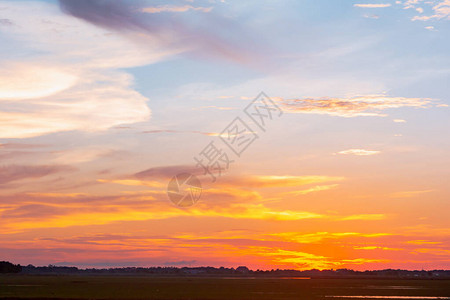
[2,261,450,279]
[0,261,22,273]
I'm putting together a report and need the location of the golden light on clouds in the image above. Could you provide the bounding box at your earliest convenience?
[338,214,387,221]
[275,95,434,117]
[220,175,345,188]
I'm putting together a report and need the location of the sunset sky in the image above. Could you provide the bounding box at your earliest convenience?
[0,0,449,271]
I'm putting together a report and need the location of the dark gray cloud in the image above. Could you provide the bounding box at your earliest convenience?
[59,0,154,33]
[58,0,259,63]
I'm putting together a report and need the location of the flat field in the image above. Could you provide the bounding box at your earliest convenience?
[0,275,449,300]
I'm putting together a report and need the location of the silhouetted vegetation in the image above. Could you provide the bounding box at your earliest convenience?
[1,260,449,278]
[0,261,22,273]
[16,263,450,279]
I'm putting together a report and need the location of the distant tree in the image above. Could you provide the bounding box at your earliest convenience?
[236,266,250,274]
[0,261,22,273]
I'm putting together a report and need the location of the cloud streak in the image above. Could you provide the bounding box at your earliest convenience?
[354,4,392,8]
[142,129,220,136]
[274,95,433,117]
[142,5,212,14]
[338,149,381,156]
[0,165,73,185]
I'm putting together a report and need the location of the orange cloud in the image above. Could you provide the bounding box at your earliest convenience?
[413,248,450,256]
[406,240,443,245]
[262,248,334,270]
[219,175,345,188]
[282,184,340,196]
[269,232,393,244]
[340,258,390,264]
[339,214,387,221]
[97,179,165,188]
[0,183,390,235]
[353,246,401,251]
[274,95,433,117]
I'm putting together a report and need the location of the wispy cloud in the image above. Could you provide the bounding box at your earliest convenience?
[141,129,220,136]
[338,149,381,156]
[282,184,340,196]
[0,181,387,234]
[134,165,345,188]
[413,248,450,256]
[0,189,322,232]
[401,0,450,21]
[142,5,212,14]
[0,165,73,185]
[135,165,205,180]
[0,18,13,26]
[0,230,402,270]
[406,240,442,245]
[353,246,401,250]
[0,143,46,150]
[274,95,433,117]
[339,214,386,221]
[269,231,393,244]
[364,14,381,18]
[341,258,389,264]
[52,147,124,164]
[97,179,164,188]
[354,4,392,8]
[218,175,345,189]
[262,248,334,269]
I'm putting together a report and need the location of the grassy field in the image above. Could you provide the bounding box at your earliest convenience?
[0,275,449,300]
